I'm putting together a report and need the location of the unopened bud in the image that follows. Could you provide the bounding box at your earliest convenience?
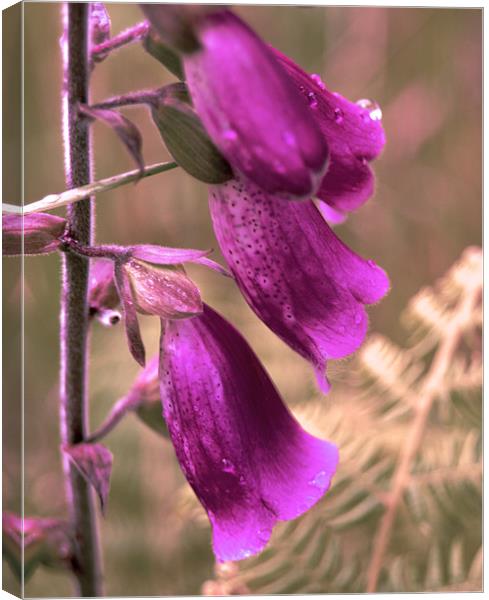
[3,213,67,256]
[123,258,203,319]
[91,3,111,48]
[3,512,72,580]
[152,86,233,184]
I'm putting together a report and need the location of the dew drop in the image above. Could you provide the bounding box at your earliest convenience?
[367,259,377,268]
[356,98,382,121]
[354,311,362,325]
[222,128,238,141]
[310,470,329,488]
[307,91,318,109]
[282,131,297,147]
[221,458,236,474]
[334,107,344,124]
[273,159,286,174]
[310,73,326,90]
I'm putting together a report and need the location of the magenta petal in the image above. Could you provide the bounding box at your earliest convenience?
[159,305,338,561]
[183,11,329,199]
[275,50,385,215]
[130,244,210,265]
[209,178,390,390]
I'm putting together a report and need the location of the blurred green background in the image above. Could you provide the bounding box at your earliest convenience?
[3,3,481,596]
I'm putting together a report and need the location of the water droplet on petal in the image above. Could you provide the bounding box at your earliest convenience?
[221,458,236,474]
[310,73,326,90]
[307,91,318,109]
[354,311,363,325]
[334,107,344,124]
[222,128,238,141]
[310,470,329,488]
[367,259,377,268]
[282,131,297,147]
[273,159,286,174]
[356,98,382,121]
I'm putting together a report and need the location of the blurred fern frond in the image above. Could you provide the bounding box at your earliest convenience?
[384,541,482,592]
[178,247,482,595]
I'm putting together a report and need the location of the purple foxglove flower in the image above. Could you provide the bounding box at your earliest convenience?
[160,304,338,562]
[182,10,329,199]
[209,178,390,392]
[274,50,385,221]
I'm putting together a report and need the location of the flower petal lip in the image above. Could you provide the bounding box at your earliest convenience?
[209,178,390,392]
[275,49,386,217]
[159,304,338,562]
[183,10,329,199]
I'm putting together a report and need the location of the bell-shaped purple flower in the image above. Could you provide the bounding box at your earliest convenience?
[182,10,329,199]
[209,178,390,392]
[159,304,338,562]
[274,50,386,221]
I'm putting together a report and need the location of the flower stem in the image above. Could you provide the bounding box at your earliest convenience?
[2,161,178,216]
[85,395,137,444]
[92,20,149,61]
[366,281,481,592]
[61,237,129,260]
[59,4,102,595]
[89,87,163,110]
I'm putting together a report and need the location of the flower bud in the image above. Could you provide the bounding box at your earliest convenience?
[91,3,111,48]
[123,258,203,319]
[142,27,184,79]
[3,512,72,580]
[152,85,233,184]
[3,213,67,256]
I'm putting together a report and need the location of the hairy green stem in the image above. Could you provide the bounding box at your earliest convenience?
[59,4,103,595]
